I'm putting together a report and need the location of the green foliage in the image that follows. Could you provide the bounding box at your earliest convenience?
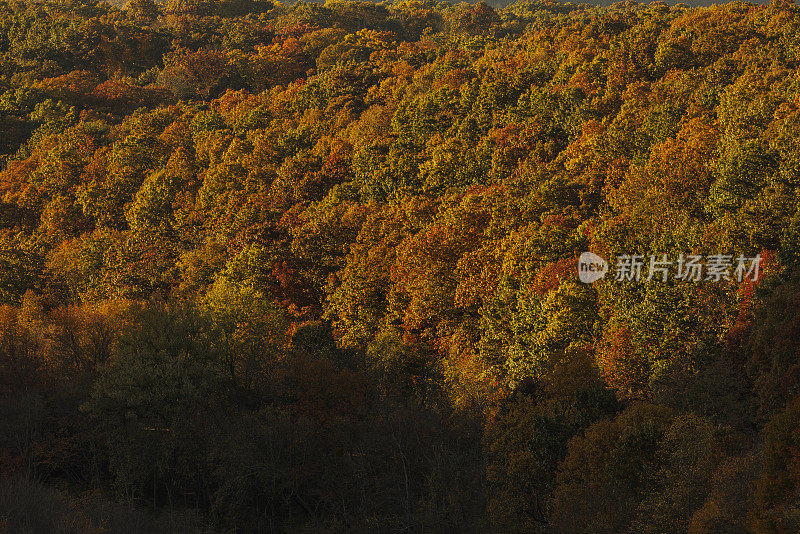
[83,302,227,500]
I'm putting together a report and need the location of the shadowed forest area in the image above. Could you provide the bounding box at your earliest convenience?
[2,0,800,531]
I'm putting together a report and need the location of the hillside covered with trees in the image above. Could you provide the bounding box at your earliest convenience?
[2,0,800,531]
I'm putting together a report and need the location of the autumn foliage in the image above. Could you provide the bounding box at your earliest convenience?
[2,0,800,531]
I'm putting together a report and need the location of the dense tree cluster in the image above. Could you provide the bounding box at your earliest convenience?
[2,0,800,531]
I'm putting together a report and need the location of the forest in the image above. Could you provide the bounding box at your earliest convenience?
[1,0,800,531]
